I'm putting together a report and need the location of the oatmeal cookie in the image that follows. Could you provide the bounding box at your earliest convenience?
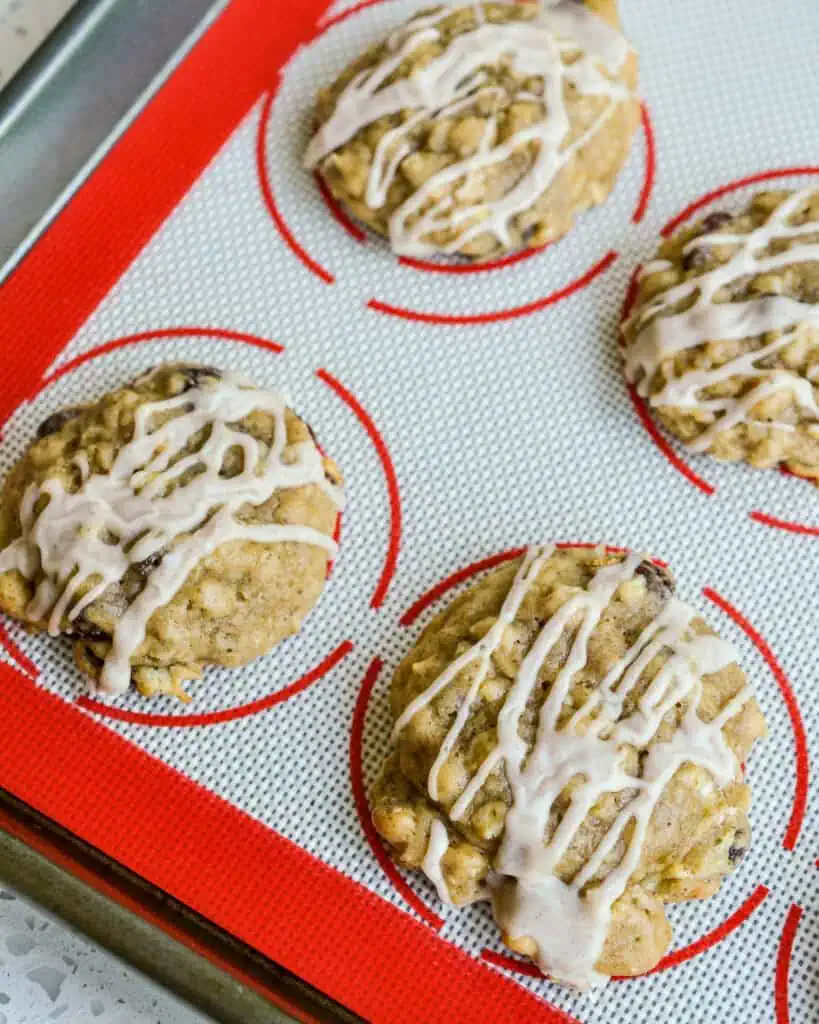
[305,1,639,260]
[622,188,819,478]
[0,364,343,698]
[372,546,766,988]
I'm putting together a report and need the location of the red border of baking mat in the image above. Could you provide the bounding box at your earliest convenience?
[0,2,576,1021]
[0,663,576,1024]
[0,0,326,423]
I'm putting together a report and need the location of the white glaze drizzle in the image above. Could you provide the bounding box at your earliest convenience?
[305,2,632,257]
[422,818,455,904]
[638,258,673,278]
[625,187,819,452]
[394,545,751,989]
[0,372,343,695]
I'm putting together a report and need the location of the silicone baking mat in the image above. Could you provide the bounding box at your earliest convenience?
[0,1,816,1021]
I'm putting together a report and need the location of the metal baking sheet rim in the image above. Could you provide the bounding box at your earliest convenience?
[0,0,229,284]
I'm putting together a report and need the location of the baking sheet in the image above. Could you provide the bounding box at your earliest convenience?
[0,1,816,1021]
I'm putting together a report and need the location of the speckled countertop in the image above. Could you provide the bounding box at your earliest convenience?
[0,885,213,1024]
[0,0,80,88]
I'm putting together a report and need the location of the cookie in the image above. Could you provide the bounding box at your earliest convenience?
[622,188,819,478]
[305,1,639,260]
[0,364,344,698]
[372,546,766,989]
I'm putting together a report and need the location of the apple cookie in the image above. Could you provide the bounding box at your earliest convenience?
[0,364,343,698]
[372,545,766,988]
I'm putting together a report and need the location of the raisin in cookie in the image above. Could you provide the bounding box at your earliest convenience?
[372,546,766,989]
[622,188,819,478]
[0,364,343,698]
[305,1,639,260]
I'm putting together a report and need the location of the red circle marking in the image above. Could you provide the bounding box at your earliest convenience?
[397,244,548,276]
[661,166,819,238]
[41,327,284,389]
[631,102,656,224]
[258,83,335,285]
[315,173,367,244]
[481,949,545,979]
[0,620,39,680]
[76,640,354,728]
[481,884,770,981]
[313,436,344,580]
[750,464,819,541]
[629,883,769,975]
[316,368,401,608]
[775,904,803,1024]
[703,587,808,851]
[320,99,655,273]
[401,542,668,628]
[780,465,816,483]
[753,446,819,532]
[620,263,642,323]
[626,169,819,514]
[478,958,583,1024]
[318,0,385,32]
[311,185,545,280]
[368,249,618,325]
[626,384,716,496]
[350,657,444,931]
[619,263,717,496]
[749,511,819,538]
[326,509,343,578]
[401,547,527,627]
